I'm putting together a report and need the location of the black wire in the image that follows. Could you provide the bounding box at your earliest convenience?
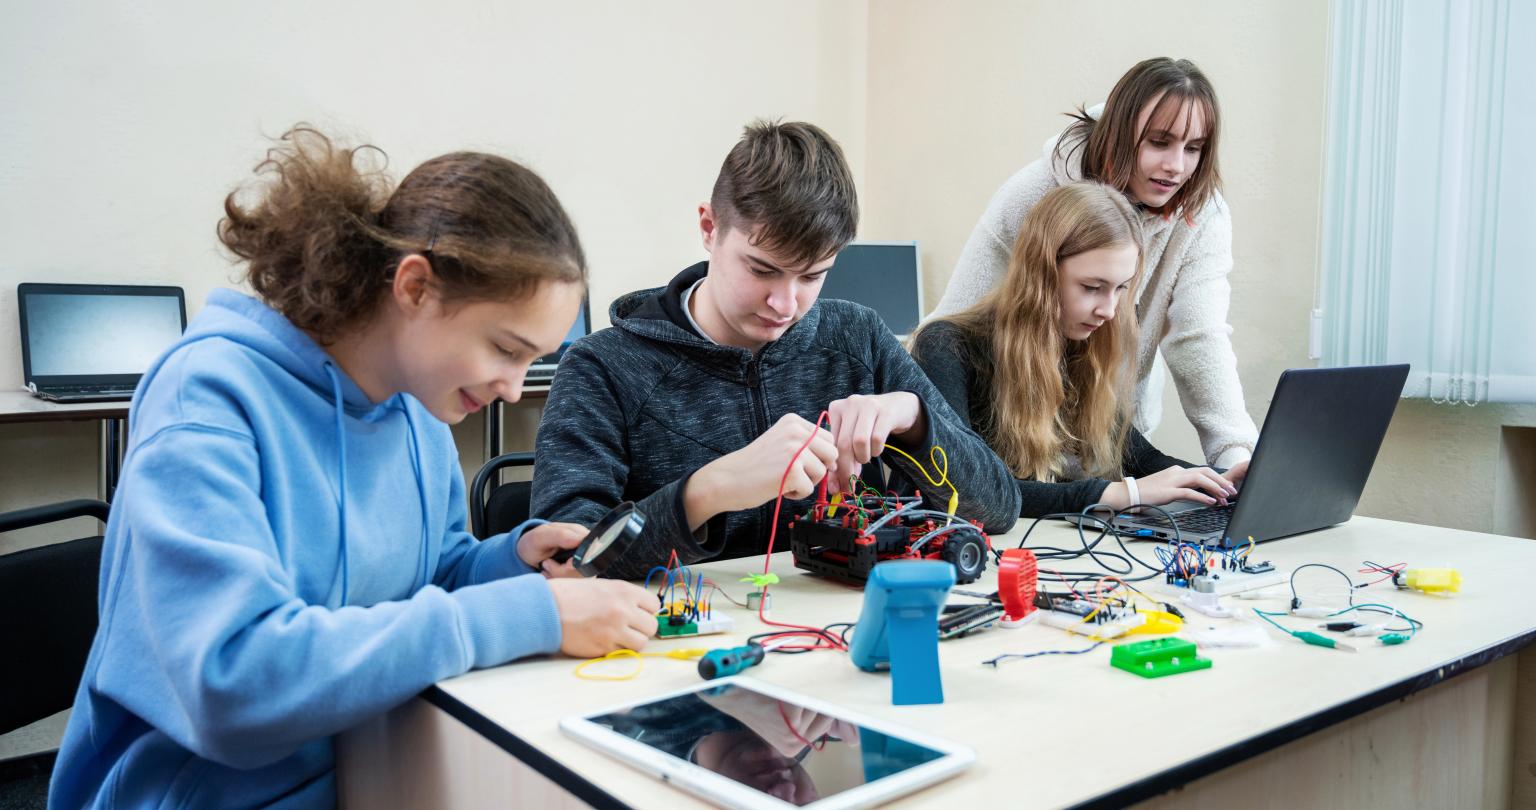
[1289,563,1358,608]
[1001,503,1184,585]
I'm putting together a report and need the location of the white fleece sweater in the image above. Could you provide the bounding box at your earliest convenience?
[929,129,1258,467]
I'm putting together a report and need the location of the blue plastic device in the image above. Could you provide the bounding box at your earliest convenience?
[848,560,955,705]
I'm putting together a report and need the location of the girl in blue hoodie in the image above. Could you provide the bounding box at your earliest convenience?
[50,126,659,809]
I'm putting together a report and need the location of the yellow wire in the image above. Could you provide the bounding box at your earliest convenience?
[573,648,708,681]
[885,444,960,518]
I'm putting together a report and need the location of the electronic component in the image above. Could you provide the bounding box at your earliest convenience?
[849,560,954,705]
[996,548,1039,627]
[1190,568,1287,596]
[939,602,1004,639]
[788,493,990,585]
[1393,567,1462,595]
[1040,608,1146,639]
[1179,590,1233,618]
[657,612,735,638]
[1110,637,1212,679]
[648,552,734,639]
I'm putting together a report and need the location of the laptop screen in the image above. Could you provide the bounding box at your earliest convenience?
[18,283,187,384]
[820,242,923,336]
[531,298,591,370]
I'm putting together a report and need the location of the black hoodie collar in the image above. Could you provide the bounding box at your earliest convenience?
[610,261,825,380]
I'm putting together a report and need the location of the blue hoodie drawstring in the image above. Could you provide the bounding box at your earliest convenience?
[401,406,433,590]
[324,362,351,607]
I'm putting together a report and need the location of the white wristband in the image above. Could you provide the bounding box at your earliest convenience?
[1123,476,1140,507]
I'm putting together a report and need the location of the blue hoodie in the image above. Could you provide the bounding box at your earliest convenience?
[51,290,563,809]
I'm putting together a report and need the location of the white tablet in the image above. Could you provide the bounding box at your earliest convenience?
[560,676,974,809]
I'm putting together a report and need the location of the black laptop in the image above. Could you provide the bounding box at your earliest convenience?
[524,297,591,386]
[1114,364,1410,548]
[17,283,187,402]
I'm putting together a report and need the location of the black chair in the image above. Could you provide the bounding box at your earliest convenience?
[0,499,110,800]
[469,452,536,539]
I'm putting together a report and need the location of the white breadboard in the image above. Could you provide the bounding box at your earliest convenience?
[656,611,735,638]
[1190,569,1287,596]
[1040,609,1146,639]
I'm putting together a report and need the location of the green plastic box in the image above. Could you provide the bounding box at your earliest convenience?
[1110,637,1212,679]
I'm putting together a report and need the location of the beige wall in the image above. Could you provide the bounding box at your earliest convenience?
[0,0,870,551]
[864,0,1535,538]
[4,0,1531,555]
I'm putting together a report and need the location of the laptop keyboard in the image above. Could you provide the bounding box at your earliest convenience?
[1136,503,1236,534]
[39,384,136,400]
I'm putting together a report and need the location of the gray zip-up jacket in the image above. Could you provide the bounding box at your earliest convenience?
[531,263,1021,579]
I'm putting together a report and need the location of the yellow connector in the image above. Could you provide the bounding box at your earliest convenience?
[1398,567,1462,595]
[1127,609,1184,636]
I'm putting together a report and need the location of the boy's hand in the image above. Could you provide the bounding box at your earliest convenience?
[825,392,923,493]
[685,413,837,529]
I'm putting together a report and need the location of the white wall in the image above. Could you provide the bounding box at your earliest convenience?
[0,0,870,551]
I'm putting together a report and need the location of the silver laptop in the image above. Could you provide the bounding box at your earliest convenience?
[820,241,924,337]
[524,297,591,385]
[1114,364,1409,548]
[17,282,187,402]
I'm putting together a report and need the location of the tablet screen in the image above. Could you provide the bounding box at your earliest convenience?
[584,681,948,806]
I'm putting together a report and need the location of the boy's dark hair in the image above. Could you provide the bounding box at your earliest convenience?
[219,125,586,344]
[709,120,859,267]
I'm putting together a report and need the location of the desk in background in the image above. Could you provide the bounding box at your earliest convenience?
[481,384,549,461]
[338,516,1536,809]
[0,390,128,503]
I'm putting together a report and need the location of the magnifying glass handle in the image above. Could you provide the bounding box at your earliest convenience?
[551,547,575,564]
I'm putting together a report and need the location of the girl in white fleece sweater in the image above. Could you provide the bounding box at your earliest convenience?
[929,57,1258,468]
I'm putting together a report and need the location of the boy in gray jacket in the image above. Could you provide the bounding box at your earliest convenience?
[532,120,1020,579]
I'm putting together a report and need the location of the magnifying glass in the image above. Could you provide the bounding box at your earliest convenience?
[550,501,646,577]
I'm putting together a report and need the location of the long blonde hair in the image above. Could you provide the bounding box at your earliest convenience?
[918,183,1144,480]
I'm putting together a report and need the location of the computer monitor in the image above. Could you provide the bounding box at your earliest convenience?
[527,297,591,380]
[820,242,924,336]
[18,283,187,393]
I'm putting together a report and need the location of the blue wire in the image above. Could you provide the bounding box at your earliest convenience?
[984,641,1106,667]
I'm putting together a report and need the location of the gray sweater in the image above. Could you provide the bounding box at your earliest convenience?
[531,263,1022,579]
[929,127,1259,468]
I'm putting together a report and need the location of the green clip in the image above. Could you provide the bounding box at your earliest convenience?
[740,573,779,588]
[1109,637,1212,679]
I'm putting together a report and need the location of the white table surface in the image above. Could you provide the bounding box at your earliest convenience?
[426,515,1533,808]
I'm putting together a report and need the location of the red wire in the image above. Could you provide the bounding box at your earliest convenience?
[754,411,847,652]
[1357,562,1405,586]
[777,700,826,751]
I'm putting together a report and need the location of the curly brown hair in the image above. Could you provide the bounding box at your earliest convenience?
[219,125,586,344]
